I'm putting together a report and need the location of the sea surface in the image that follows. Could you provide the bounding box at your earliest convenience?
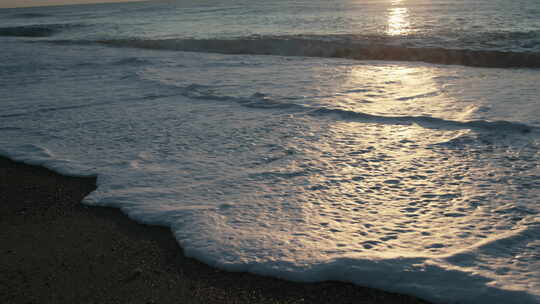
[1,1,539,303]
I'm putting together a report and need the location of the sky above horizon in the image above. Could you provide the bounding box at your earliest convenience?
[0,0,144,9]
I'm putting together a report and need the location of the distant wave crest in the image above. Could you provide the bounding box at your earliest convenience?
[0,23,80,37]
[95,36,540,68]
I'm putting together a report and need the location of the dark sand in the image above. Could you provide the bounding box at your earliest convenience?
[0,156,431,304]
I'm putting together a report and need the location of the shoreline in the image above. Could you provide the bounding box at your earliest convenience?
[0,156,430,304]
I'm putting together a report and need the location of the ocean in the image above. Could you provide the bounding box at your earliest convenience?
[1,0,539,303]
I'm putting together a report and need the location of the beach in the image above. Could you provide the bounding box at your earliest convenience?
[0,156,430,304]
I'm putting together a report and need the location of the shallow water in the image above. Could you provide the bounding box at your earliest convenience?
[1,1,539,303]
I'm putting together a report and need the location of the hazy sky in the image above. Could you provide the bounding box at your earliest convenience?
[0,0,145,9]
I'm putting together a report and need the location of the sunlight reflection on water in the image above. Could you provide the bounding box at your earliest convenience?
[387,0,411,36]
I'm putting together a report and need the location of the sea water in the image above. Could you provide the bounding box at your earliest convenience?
[1,1,539,303]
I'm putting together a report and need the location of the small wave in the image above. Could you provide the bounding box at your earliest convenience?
[111,57,151,66]
[177,83,537,134]
[182,84,305,110]
[96,37,540,68]
[0,101,113,119]
[0,23,81,38]
[397,91,441,101]
[0,25,56,37]
[10,13,51,18]
[309,108,536,134]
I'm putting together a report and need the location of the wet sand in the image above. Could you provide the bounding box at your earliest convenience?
[0,156,431,304]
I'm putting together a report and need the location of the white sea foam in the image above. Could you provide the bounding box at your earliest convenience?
[1,1,540,303]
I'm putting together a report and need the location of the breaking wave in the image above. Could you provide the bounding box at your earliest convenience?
[95,36,540,68]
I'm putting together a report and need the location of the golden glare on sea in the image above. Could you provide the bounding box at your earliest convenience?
[387,0,411,36]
